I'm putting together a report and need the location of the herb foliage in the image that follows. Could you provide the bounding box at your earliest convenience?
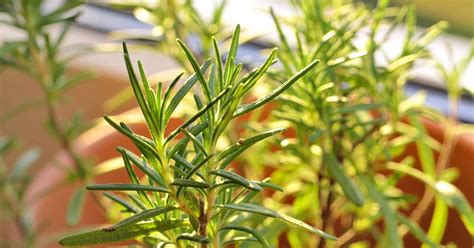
[59,26,334,247]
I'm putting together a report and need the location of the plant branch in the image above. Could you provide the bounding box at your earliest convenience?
[45,97,85,177]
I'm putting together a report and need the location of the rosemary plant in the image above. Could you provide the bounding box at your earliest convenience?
[105,0,237,110]
[262,0,474,247]
[0,136,40,247]
[59,26,334,247]
[0,0,95,226]
[0,2,89,174]
[110,0,227,68]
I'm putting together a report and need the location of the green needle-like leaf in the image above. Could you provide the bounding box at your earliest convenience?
[396,213,436,247]
[59,220,187,246]
[166,86,231,142]
[220,225,270,248]
[67,188,86,225]
[241,48,278,93]
[180,128,208,156]
[212,37,224,91]
[119,147,165,187]
[86,184,170,193]
[360,175,402,248]
[171,179,210,189]
[234,59,319,117]
[224,25,240,85]
[435,181,474,235]
[176,156,213,196]
[104,205,177,230]
[210,169,262,191]
[164,60,211,123]
[176,39,212,102]
[103,192,139,213]
[176,234,210,244]
[324,153,365,206]
[218,127,286,169]
[216,203,337,240]
[122,42,159,138]
[103,116,161,162]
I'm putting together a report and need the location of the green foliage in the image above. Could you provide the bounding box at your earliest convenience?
[0,0,93,246]
[0,137,40,247]
[103,0,253,111]
[59,26,330,246]
[265,0,473,247]
[0,0,89,176]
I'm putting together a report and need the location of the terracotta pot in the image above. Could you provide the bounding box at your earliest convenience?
[400,118,474,246]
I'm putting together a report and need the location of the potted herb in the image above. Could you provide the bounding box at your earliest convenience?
[58,26,334,246]
[260,0,473,247]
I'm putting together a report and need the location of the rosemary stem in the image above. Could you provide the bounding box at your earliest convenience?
[25,21,86,178]
[45,96,85,177]
[318,178,334,248]
[407,96,459,228]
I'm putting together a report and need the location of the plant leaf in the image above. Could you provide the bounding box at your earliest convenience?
[166,86,231,142]
[176,234,210,244]
[216,203,337,240]
[103,192,138,213]
[122,42,159,138]
[119,147,165,187]
[86,184,169,193]
[11,148,40,178]
[360,175,402,248]
[104,205,177,230]
[220,225,270,248]
[176,156,213,196]
[67,188,86,225]
[176,39,212,102]
[425,197,448,245]
[59,220,187,246]
[218,127,286,169]
[171,179,210,189]
[103,116,161,162]
[435,181,474,235]
[324,153,365,206]
[210,169,262,191]
[234,59,319,117]
[396,213,436,247]
[224,25,240,86]
[212,37,224,91]
[386,162,474,234]
[164,60,211,123]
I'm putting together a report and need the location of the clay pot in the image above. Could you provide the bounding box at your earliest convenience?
[400,118,474,246]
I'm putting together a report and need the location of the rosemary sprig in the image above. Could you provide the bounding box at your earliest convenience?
[0,0,93,226]
[59,26,335,247]
[266,0,474,247]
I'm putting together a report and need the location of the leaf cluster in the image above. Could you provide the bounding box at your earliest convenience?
[59,26,332,247]
[0,0,92,230]
[0,136,40,247]
[264,0,474,247]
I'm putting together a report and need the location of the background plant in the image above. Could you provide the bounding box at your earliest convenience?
[0,136,40,247]
[0,0,97,233]
[103,0,258,111]
[261,0,474,247]
[59,26,335,247]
